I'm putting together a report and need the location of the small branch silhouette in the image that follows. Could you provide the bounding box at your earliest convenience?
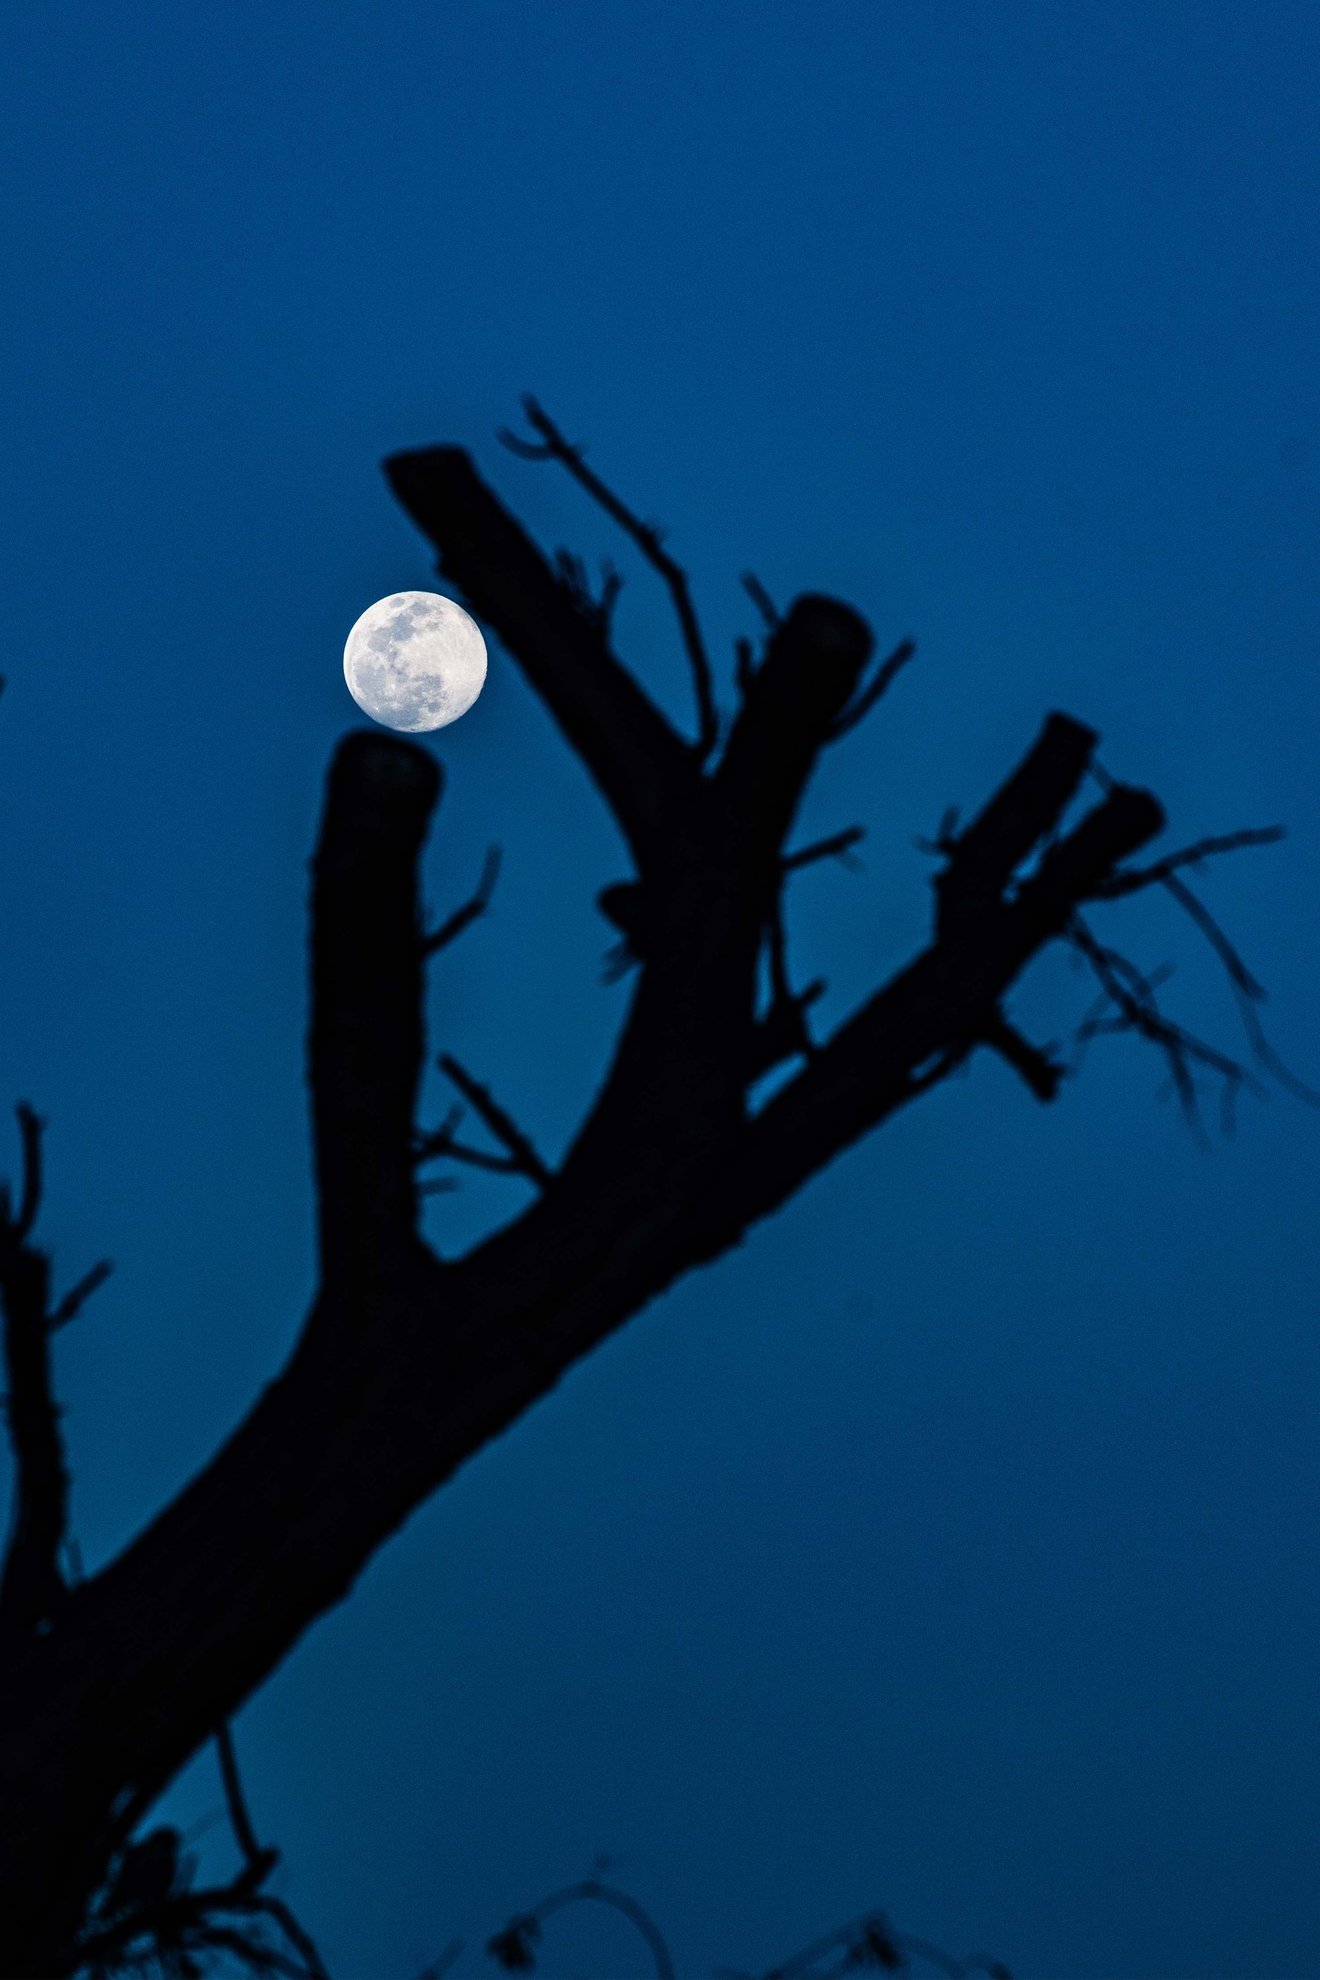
[783,826,866,874]
[423,847,502,957]
[1068,916,1257,1138]
[1092,824,1285,898]
[828,637,917,741]
[415,1054,552,1191]
[741,570,781,631]
[500,395,719,759]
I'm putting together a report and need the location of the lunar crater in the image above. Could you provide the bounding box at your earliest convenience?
[343,590,487,733]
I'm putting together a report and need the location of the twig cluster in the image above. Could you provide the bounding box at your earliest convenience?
[1064,779,1317,1136]
[74,1728,326,1980]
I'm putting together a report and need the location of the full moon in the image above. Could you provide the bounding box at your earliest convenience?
[343,591,487,732]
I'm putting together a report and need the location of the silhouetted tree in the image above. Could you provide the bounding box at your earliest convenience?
[0,401,1298,1975]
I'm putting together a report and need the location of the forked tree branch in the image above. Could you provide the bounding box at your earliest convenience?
[0,413,1299,1975]
[419,1055,552,1190]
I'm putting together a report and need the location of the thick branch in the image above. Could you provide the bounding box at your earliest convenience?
[727,776,1166,1230]
[716,595,875,862]
[309,732,440,1296]
[935,712,1097,935]
[384,445,697,871]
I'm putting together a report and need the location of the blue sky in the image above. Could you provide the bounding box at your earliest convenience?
[2,3,1319,1974]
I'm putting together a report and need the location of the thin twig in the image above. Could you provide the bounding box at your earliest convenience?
[764,1904,1011,1980]
[422,847,501,957]
[740,571,780,630]
[1086,764,1317,1110]
[1068,916,1257,1139]
[1094,825,1284,898]
[13,1102,43,1245]
[436,1054,552,1188]
[215,1724,274,1883]
[499,395,719,757]
[828,637,916,740]
[246,1894,331,1980]
[47,1259,112,1332]
[415,1126,528,1178]
[489,1879,675,1980]
[782,826,866,873]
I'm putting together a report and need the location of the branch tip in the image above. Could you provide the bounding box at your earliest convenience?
[499,396,719,757]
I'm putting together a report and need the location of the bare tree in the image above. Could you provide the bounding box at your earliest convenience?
[0,402,1296,1974]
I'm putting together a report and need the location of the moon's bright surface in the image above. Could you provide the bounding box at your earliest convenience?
[343,591,487,733]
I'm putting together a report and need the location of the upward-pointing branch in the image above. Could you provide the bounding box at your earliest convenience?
[309,733,440,1297]
[500,396,721,761]
[384,445,699,873]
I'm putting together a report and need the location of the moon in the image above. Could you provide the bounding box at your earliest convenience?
[343,591,487,733]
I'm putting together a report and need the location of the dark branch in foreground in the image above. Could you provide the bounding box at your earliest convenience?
[0,403,1305,1973]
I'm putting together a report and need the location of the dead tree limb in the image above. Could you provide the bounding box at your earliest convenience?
[0,415,1299,1975]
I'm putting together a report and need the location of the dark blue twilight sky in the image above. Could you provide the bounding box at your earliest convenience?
[3,5,1319,1976]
